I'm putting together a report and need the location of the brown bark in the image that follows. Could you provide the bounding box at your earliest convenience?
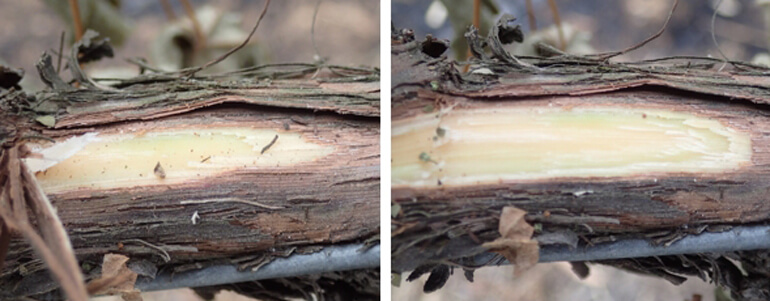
[0,61,380,299]
[391,28,770,299]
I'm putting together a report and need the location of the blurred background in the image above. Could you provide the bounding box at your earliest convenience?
[393,0,769,63]
[0,0,379,91]
[394,262,723,301]
[391,0,761,300]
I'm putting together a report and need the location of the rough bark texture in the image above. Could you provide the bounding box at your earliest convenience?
[391,26,770,300]
[0,56,380,300]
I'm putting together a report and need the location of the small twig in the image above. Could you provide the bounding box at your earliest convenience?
[181,198,284,210]
[180,0,205,50]
[711,0,737,71]
[311,0,323,62]
[68,31,120,92]
[56,31,65,74]
[547,0,566,51]
[122,239,171,262]
[261,134,279,154]
[159,0,177,20]
[525,0,536,31]
[183,0,271,77]
[126,57,164,73]
[473,0,481,35]
[68,0,84,41]
[591,0,679,61]
[464,0,482,73]
[310,0,325,78]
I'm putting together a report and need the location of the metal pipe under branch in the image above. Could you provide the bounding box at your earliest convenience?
[136,243,380,291]
[539,225,770,263]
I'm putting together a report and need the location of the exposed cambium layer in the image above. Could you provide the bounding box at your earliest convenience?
[392,106,751,187]
[25,128,333,193]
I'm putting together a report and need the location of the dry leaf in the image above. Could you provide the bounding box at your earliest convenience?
[87,253,141,301]
[122,291,144,301]
[481,206,539,276]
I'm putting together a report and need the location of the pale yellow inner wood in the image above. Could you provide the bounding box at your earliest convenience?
[392,106,751,188]
[25,128,333,193]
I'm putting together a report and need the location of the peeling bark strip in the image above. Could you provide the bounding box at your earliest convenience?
[392,25,770,299]
[0,60,379,299]
[0,145,89,301]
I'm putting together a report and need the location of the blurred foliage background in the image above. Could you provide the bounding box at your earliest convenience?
[393,0,767,63]
[0,0,379,91]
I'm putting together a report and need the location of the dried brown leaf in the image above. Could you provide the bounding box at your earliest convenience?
[481,206,539,276]
[102,254,131,279]
[86,271,131,295]
[87,253,140,299]
[498,205,533,238]
[122,291,144,301]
